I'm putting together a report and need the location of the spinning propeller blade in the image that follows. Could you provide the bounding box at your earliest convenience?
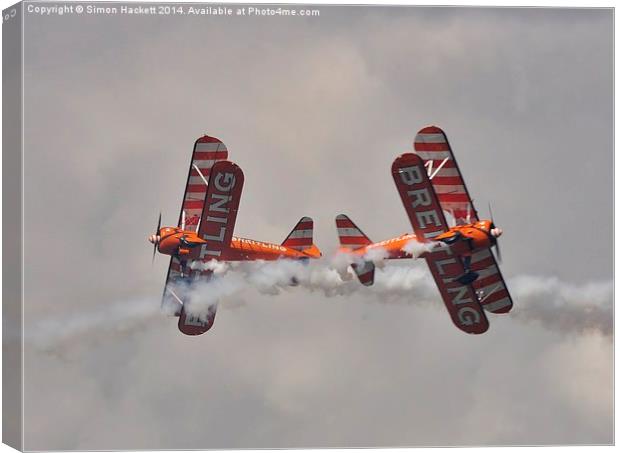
[494,239,502,263]
[152,212,161,264]
[488,202,494,222]
[488,202,502,263]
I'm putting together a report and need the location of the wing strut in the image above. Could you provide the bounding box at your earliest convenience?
[193,163,210,186]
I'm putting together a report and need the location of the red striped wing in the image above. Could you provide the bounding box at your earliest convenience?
[179,135,229,232]
[392,153,488,334]
[470,249,513,313]
[414,126,478,225]
[414,126,513,314]
[425,249,489,334]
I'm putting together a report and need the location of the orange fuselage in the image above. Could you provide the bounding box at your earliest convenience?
[156,227,320,261]
[346,220,496,259]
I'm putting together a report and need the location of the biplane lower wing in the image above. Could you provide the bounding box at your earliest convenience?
[163,270,217,336]
[424,249,489,334]
[391,153,488,334]
[471,249,513,314]
[175,160,245,335]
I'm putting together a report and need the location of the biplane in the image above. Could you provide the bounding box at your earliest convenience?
[149,135,321,336]
[335,126,512,334]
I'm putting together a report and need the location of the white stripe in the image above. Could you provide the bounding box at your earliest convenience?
[179,208,202,216]
[416,151,453,160]
[415,133,447,144]
[189,176,211,185]
[186,191,207,198]
[483,297,512,312]
[424,229,445,239]
[193,159,218,169]
[471,249,492,263]
[431,168,461,177]
[433,184,466,194]
[195,142,227,152]
[338,227,364,237]
[287,229,313,239]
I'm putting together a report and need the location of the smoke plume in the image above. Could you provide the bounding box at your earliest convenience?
[26,260,612,353]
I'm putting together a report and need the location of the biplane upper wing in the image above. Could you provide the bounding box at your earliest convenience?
[392,153,489,334]
[179,135,229,231]
[414,126,477,225]
[414,126,512,314]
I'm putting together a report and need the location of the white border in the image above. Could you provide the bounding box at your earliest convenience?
[0,1,615,453]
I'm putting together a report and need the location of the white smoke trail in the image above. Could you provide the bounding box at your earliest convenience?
[189,259,230,274]
[363,247,389,269]
[402,239,437,258]
[508,275,612,337]
[194,260,612,337]
[25,260,612,353]
[26,298,162,354]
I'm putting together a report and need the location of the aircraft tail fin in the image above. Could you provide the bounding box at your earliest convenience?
[335,214,372,250]
[351,260,375,286]
[282,217,322,257]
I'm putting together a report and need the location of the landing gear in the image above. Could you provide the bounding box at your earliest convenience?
[455,255,479,285]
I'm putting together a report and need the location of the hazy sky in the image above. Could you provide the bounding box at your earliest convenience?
[20,4,612,449]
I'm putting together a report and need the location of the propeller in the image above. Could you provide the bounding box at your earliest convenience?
[150,212,162,263]
[488,202,502,263]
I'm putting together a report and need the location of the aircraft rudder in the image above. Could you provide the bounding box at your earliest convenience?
[282,216,317,255]
[335,214,372,250]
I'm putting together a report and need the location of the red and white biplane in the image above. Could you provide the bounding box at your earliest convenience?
[150,135,321,336]
[336,126,512,334]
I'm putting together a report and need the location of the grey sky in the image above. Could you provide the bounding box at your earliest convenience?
[20,4,612,449]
